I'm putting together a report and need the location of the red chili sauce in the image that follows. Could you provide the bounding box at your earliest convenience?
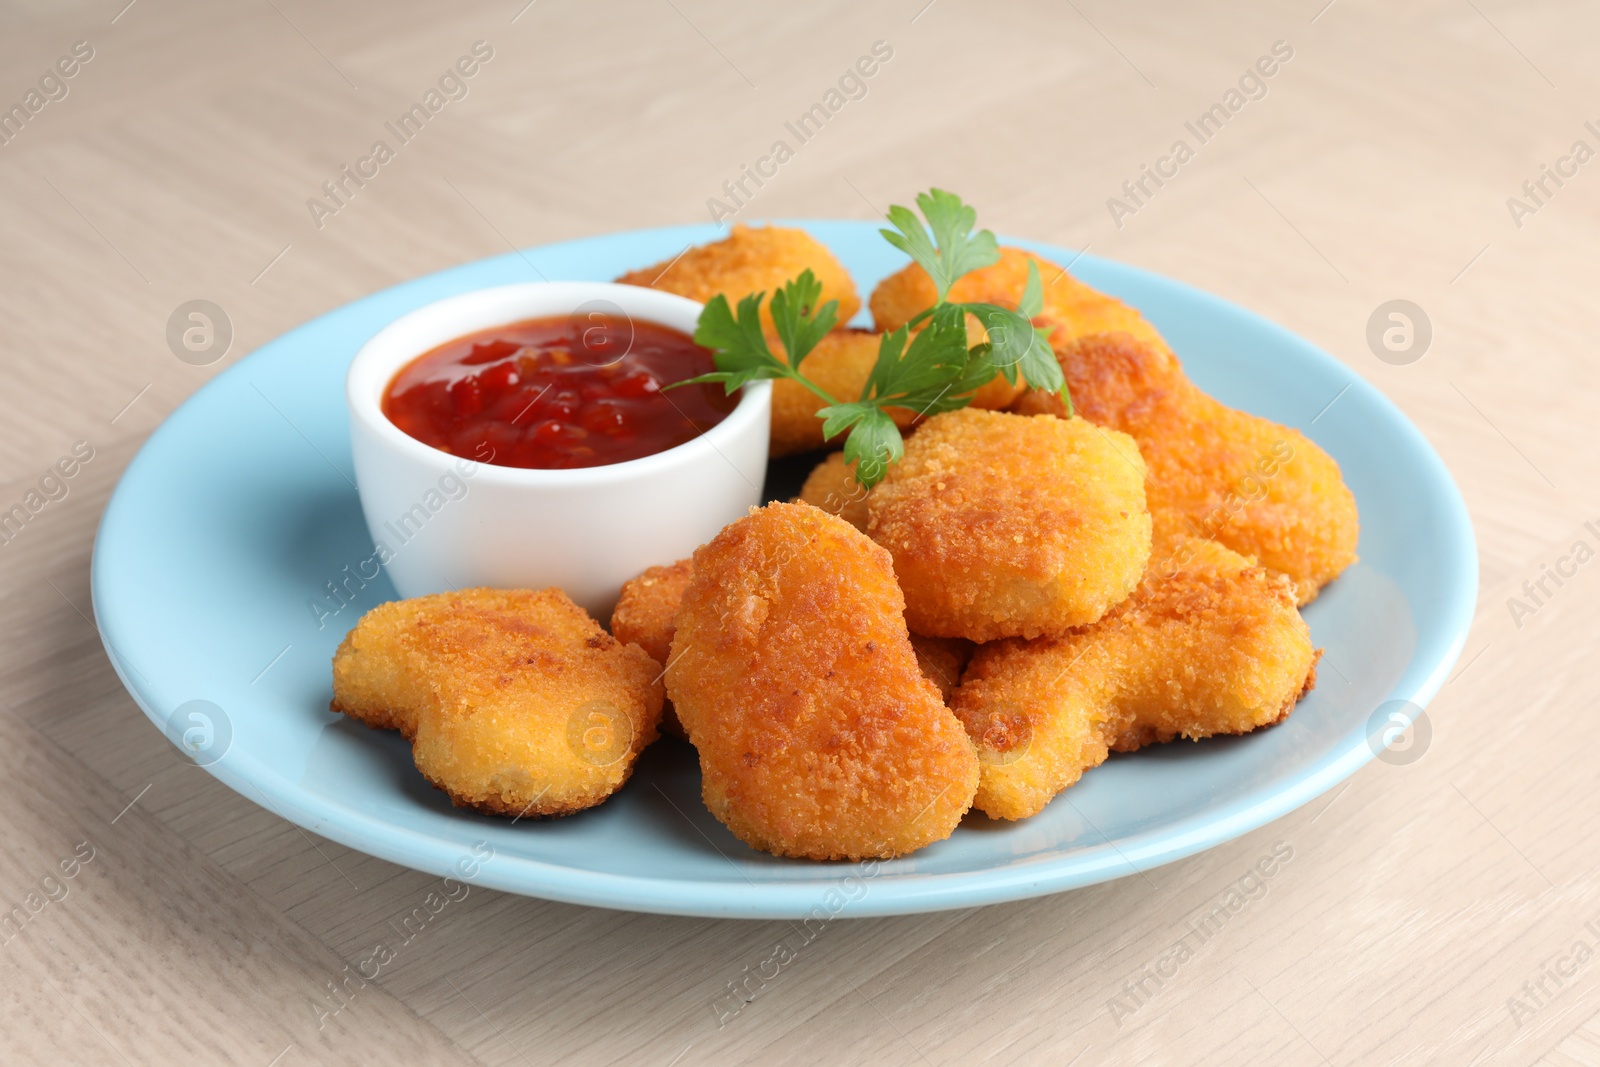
[382,314,736,469]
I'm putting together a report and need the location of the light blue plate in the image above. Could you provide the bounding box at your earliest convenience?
[92,222,1477,918]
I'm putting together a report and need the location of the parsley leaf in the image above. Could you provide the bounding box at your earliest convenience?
[671,274,840,403]
[1018,256,1045,318]
[835,406,904,488]
[1014,261,1067,407]
[961,304,1033,385]
[1005,260,1068,403]
[817,312,976,480]
[767,269,837,373]
[865,305,978,415]
[879,188,1000,301]
[675,291,787,394]
[1020,327,1067,408]
[959,261,1067,400]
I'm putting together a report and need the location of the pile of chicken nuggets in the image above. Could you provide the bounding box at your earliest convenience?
[331,224,1359,862]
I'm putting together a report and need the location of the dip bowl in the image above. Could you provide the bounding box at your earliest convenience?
[345,281,770,617]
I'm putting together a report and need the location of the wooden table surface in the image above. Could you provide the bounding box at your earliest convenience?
[3,0,1597,1063]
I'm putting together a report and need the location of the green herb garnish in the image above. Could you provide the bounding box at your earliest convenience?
[672,188,1071,488]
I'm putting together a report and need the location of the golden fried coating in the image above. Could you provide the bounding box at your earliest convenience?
[1014,331,1359,603]
[909,633,973,704]
[666,502,979,860]
[797,451,871,531]
[952,538,1317,820]
[332,588,663,817]
[610,559,691,737]
[866,408,1152,642]
[331,596,436,740]
[770,330,904,457]
[617,223,860,330]
[871,245,1168,353]
[610,560,690,666]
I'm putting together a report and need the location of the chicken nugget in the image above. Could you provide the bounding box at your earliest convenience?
[1014,330,1358,603]
[866,408,1152,642]
[796,451,871,531]
[952,538,1317,820]
[610,559,691,736]
[666,502,979,860]
[609,559,689,667]
[617,223,860,330]
[332,587,663,817]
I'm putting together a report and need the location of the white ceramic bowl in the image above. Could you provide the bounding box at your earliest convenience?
[346,282,770,618]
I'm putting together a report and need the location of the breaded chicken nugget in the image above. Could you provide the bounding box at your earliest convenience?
[952,538,1317,820]
[610,560,690,666]
[867,408,1152,642]
[871,245,1169,353]
[332,588,663,817]
[666,502,979,860]
[770,329,903,457]
[797,451,871,531]
[610,559,691,736]
[1014,331,1358,603]
[617,223,860,330]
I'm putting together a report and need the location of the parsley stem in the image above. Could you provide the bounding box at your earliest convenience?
[780,366,841,407]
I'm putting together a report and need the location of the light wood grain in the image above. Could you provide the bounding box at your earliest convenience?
[3,0,1598,1063]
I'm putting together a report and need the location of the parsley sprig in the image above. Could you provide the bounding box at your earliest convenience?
[671,189,1071,487]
